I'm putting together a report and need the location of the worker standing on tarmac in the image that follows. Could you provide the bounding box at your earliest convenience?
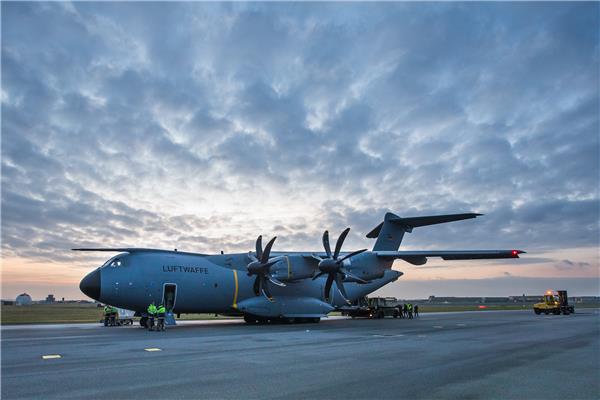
[156,303,166,332]
[103,305,112,326]
[403,303,409,318]
[408,303,413,319]
[109,305,118,326]
[414,304,419,318]
[147,302,157,331]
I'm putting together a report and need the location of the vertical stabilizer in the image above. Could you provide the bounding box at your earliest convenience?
[366,213,407,251]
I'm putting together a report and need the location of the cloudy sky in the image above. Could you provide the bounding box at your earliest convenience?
[2,2,598,300]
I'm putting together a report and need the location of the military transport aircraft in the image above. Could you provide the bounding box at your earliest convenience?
[76,212,524,324]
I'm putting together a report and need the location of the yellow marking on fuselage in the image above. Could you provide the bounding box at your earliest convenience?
[232,269,239,309]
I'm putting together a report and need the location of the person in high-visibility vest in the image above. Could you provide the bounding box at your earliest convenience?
[147,302,157,330]
[109,306,118,326]
[156,303,166,331]
[103,305,112,326]
[408,303,413,319]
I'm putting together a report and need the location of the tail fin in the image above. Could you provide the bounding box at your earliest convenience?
[366,212,482,251]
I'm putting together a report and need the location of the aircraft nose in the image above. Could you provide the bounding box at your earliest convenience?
[80,268,101,300]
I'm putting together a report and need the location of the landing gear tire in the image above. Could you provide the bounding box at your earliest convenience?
[393,311,399,318]
[140,317,148,327]
[544,310,549,315]
[534,309,541,315]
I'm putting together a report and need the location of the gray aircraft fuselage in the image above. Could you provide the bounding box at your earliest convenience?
[77,212,524,320]
[80,250,400,318]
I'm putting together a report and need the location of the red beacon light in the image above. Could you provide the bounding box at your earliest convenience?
[512,250,519,256]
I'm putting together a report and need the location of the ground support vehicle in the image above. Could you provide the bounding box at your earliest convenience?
[342,296,402,319]
[100,307,135,326]
[115,308,135,325]
[533,290,575,315]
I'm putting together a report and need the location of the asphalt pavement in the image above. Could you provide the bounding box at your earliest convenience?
[2,309,599,399]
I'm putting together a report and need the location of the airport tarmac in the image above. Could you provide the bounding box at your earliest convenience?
[2,309,599,399]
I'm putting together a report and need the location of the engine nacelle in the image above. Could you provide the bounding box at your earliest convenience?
[269,255,316,282]
[342,253,386,282]
[268,253,387,283]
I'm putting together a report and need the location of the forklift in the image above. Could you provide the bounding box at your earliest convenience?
[533,290,575,315]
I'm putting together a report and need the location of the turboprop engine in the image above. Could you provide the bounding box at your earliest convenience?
[268,254,315,282]
[268,252,387,284]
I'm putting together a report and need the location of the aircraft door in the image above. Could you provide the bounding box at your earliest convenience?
[162,283,177,311]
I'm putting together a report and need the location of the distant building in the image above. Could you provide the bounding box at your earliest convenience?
[45,294,56,303]
[15,293,32,306]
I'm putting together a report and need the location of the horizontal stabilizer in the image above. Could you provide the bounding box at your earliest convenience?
[376,250,525,263]
[366,212,482,238]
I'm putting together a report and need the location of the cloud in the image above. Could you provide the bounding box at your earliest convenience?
[1,2,598,297]
[553,259,592,272]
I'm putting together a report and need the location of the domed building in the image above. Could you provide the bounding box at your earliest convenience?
[15,293,32,306]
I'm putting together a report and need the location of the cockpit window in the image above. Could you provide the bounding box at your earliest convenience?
[109,259,122,268]
[101,256,124,268]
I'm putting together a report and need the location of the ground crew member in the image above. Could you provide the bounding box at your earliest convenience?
[398,304,404,319]
[403,303,409,318]
[414,304,419,318]
[408,303,413,319]
[156,303,166,331]
[109,306,118,326]
[103,305,112,326]
[147,302,157,331]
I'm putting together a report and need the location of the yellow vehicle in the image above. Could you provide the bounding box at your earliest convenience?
[533,290,574,315]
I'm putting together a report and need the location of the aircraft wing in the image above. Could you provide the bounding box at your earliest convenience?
[375,250,525,265]
[72,248,208,257]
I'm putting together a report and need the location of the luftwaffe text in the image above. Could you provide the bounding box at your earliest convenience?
[162,265,209,274]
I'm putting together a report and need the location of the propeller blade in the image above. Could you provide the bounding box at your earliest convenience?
[253,276,261,296]
[312,271,326,280]
[255,235,263,261]
[336,248,368,264]
[261,236,277,263]
[268,276,286,287]
[340,268,368,284]
[334,273,350,304]
[333,228,350,260]
[261,276,273,301]
[324,273,335,302]
[323,230,332,258]
[247,251,258,262]
[311,254,323,262]
[264,257,284,269]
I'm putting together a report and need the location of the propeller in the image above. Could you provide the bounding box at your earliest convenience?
[247,235,285,301]
[312,228,367,304]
